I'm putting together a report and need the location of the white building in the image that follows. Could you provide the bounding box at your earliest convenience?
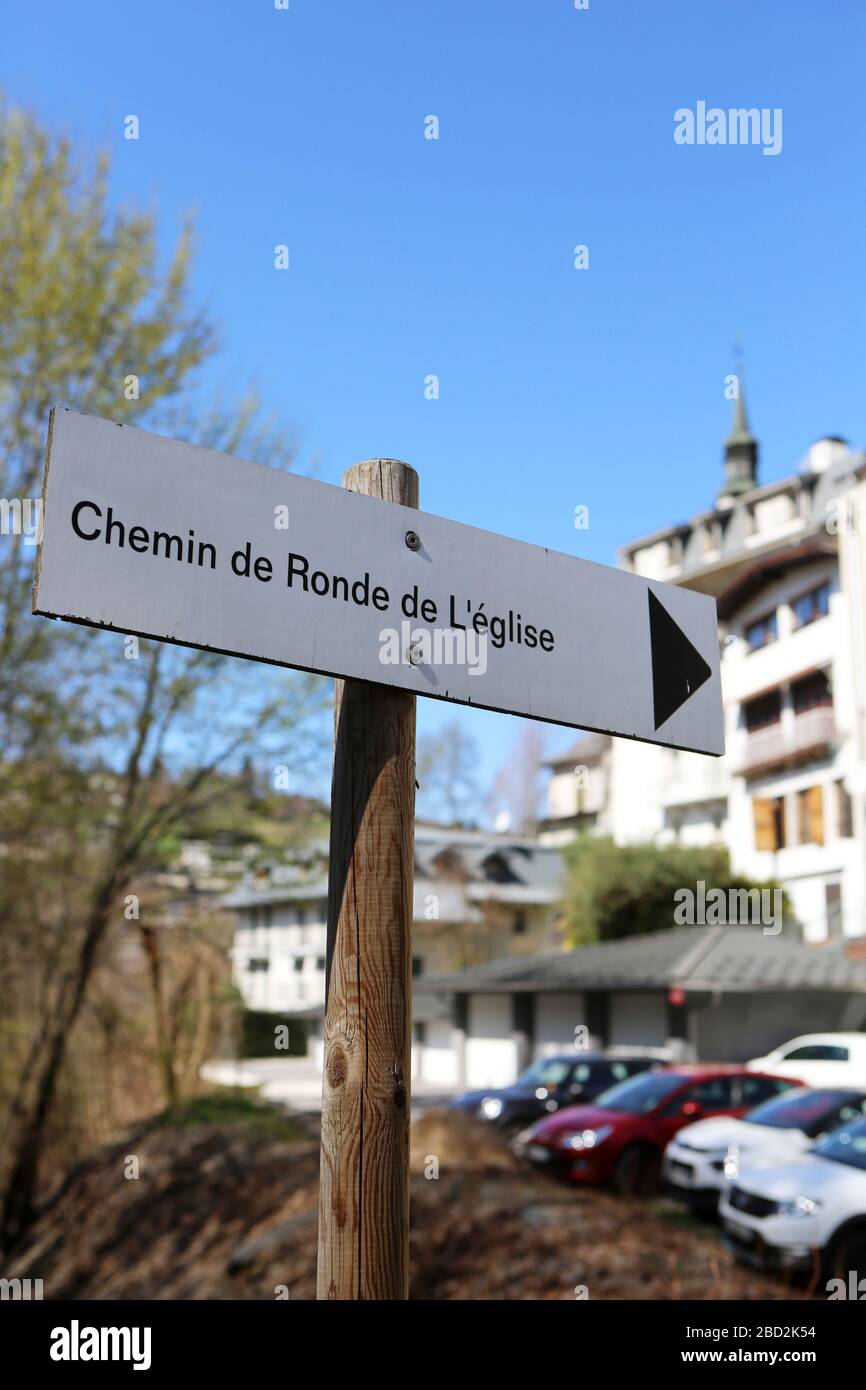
[227,825,565,1084]
[543,399,866,942]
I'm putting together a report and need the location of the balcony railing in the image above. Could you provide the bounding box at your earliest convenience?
[740,706,836,775]
[661,759,728,806]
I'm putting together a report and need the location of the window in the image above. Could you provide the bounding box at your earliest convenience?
[661,1076,735,1115]
[691,1077,735,1108]
[595,1072,685,1114]
[791,670,832,715]
[812,1122,866,1173]
[792,582,831,629]
[781,1044,849,1062]
[293,958,304,973]
[315,956,326,972]
[247,958,269,973]
[743,690,781,732]
[745,611,778,651]
[836,782,853,838]
[738,1075,792,1107]
[796,786,824,845]
[578,1060,633,1089]
[412,956,423,978]
[513,912,527,936]
[518,1058,572,1088]
[826,1097,866,1131]
[482,852,518,884]
[746,1089,860,1135]
[753,796,786,850]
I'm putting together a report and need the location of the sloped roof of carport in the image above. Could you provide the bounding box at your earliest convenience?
[414,926,866,995]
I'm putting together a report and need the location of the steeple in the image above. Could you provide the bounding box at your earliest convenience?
[718,368,758,504]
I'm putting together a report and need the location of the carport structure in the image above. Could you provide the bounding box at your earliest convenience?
[415,926,866,1089]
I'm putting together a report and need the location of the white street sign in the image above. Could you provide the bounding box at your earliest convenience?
[34,409,724,755]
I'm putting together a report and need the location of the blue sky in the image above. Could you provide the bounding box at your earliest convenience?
[7,0,865,815]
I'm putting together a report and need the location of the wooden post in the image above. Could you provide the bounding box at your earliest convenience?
[317,458,418,1300]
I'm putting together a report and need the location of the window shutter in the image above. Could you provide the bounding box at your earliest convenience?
[753,797,776,851]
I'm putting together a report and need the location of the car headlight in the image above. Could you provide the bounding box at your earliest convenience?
[479,1097,504,1120]
[777,1195,821,1218]
[558,1125,613,1151]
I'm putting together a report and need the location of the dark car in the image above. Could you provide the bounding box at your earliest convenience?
[450,1052,657,1132]
[514,1065,795,1194]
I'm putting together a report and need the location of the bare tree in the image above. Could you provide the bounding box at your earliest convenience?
[485,723,545,835]
[416,717,482,827]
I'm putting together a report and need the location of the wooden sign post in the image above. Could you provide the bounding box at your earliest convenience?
[317,459,418,1300]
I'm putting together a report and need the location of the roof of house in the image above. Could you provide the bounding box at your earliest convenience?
[226,827,564,912]
[619,446,866,584]
[414,926,866,996]
[543,731,610,770]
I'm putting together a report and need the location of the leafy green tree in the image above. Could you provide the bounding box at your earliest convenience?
[562,836,794,946]
[0,104,325,1248]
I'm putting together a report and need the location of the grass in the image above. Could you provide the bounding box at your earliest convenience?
[161,1087,306,1141]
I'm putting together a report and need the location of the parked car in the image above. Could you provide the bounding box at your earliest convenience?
[513,1065,793,1194]
[720,1114,866,1281]
[450,1052,656,1131]
[665,1087,866,1214]
[747,1033,866,1089]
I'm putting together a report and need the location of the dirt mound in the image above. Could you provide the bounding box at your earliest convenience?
[410,1106,516,1173]
[1,1096,801,1301]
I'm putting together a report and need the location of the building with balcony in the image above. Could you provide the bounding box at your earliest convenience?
[542,392,866,942]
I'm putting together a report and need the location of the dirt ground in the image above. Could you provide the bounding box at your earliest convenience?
[2,1096,809,1301]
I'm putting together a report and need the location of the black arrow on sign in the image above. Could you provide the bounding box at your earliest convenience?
[648,590,712,730]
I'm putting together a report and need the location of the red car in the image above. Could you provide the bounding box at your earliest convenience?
[513,1065,794,1195]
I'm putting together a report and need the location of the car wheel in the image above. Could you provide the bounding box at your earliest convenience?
[614,1144,661,1197]
[826,1225,866,1286]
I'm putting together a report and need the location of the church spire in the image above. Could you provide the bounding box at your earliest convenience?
[718,355,758,503]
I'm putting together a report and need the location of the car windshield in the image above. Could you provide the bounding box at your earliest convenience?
[516,1059,571,1088]
[594,1072,684,1115]
[813,1118,866,1173]
[745,1089,856,1136]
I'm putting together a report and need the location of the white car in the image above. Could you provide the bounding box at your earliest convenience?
[665,1087,866,1213]
[747,1033,866,1089]
[719,1114,866,1280]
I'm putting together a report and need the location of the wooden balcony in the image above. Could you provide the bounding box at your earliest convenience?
[740,706,836,777]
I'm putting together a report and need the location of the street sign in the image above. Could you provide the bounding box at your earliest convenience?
[34,408,723,754]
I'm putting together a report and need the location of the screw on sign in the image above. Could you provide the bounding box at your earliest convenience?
[33,408,724,1299]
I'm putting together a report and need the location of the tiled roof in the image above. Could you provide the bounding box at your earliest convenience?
[225,827,564,911]
[415,926,866,996]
